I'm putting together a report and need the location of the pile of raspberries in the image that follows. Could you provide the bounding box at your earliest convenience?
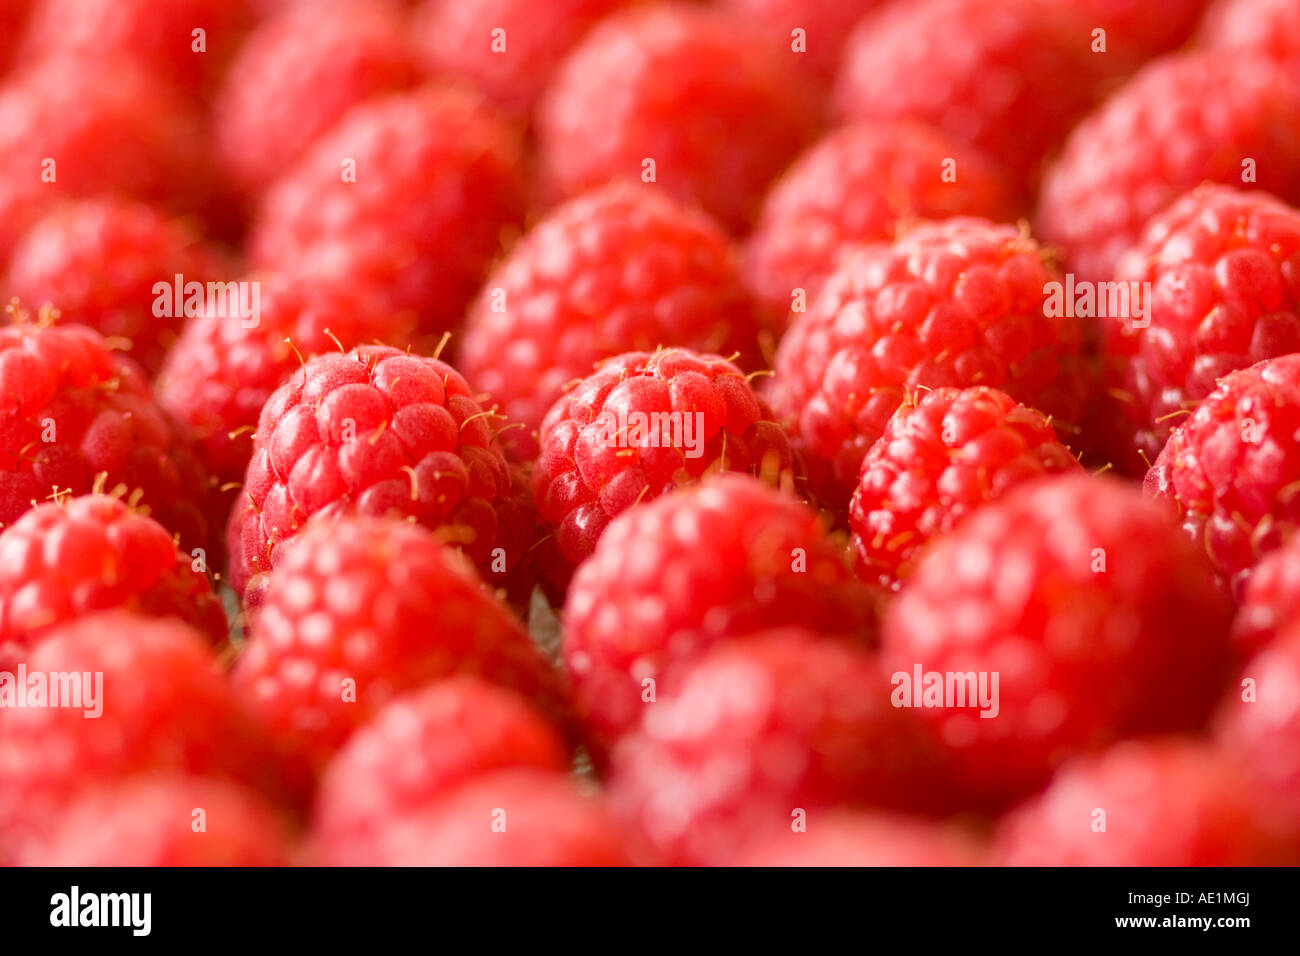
[3,0,1300,867]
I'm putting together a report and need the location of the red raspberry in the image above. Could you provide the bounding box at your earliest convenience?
[734,811,982,866]
[1037,0,1210,66]
[457,184,760,461]
[413,0,625,118]
[23,774,295,867]
[214,0,420,195]
[1199,0,1300,63]
[5,198,232,376]
[0,611,293,865]
[1144,354,1300,596]
[742,121,1020,328]
[232,515,565,769]
[0,1,33,72]
[532,349,800,566]
[0,318,212,554]
[992,740,1300,865]
[313,768,633,866]
[1231,537,1300,660]
[536,4,823,233]
[313,676,569,854]
[883,475,1234,809]
[716,0,886,84]
[0,495,226,668]
[609,628,948,865]
[229,344,512,595]
[1037,52,1300,281]
[1097,186,1300,475]
[249,86,526,330]
[834,0,1108,191]
[850,386,1082,590]
[19,0,252,99]
[0,56,223,262]
[1215,626,1300,819]
[564,475,879,745]
[768,217,1087,505]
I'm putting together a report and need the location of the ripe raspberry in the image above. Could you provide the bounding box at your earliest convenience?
[19,0,252,99]
[0,0,32,71]
[883,475,1234,809]
[457,184,760,460]
[312,768,634,866]
[232,515,565,769]
[536,4,823,233]
[229,344,512,594]
[992,740,1300,865]
[0,55,225,261]
[850,386,1082,589]
[533,349,800,566]
[1231,537,1300,660]
[0,495,226,668]
[1215,627,1300,819]
[0,611,293,865]
[834,0,1108,191]
[313,676,569,852]
[5,198,232,376]
[1036,52,1300,281]
[413,0,624,118]
[1037,0,1210,66]
[1098,186,1300,475]
[214,0,419,194]
[0,318,212,554]
[733,811,982,866]
[742,121,1020,328]
[564,475,879,745]
[1144,354,1300,596]
[23,774,294,867]
[768,217,1087,505]
[249,86,525,329]
[1200,0,1300,63]
[609,628,948,865]
[716,0,886,84]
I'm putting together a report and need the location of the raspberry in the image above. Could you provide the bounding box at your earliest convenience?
[716,0,886,84]
[1144,354,1300,596]
[850,386,1082,589]
[768,217,1087,505]
[742,121,1020,328]
[733,811,982,866]
[0,318,213,554]
[457,184,761,461]
[532,349,800,566]
[0,611,293,865]
[312,768,633,866]
[23,774,295,867]
[1037,52,1300,281]
[1038,0,1210,66]
[1199,0,1300,63]
[156,269,425,538]
[536,4,823,233]
[609,628,948,865]
[249,86,526,330]
[232,515,565,769]
[413,0,624,118]
[564,475,879,745]
[834,0,1108,191]
[313,676,569,853]
[0,55,226,261]
[0,495,226,668]
[214,0,420,194]
[1231,537,1300,660]
[1097,186,1300,475]
[992,740,1300,865]
[5,198,232,376]
[229,344,513,594]
[1215,626,1300,819]
[883,475,1234,809]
